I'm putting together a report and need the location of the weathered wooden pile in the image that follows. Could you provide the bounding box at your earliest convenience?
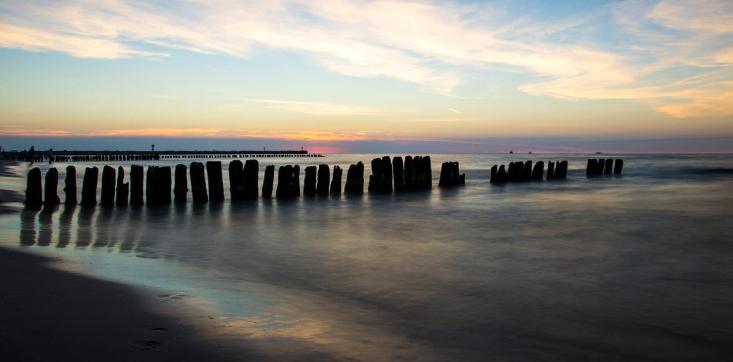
[438,162,465,187]
[490,160,568,184]
[586,158,623,176]
[368,156,438,192]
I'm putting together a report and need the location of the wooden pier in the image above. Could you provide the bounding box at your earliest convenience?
[1,149,322,163]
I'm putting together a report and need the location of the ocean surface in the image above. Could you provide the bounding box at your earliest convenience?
[2,153,733,361]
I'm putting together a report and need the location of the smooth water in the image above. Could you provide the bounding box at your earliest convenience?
[2,154,733,361]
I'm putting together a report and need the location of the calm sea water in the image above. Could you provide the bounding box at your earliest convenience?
[2,153,733,361]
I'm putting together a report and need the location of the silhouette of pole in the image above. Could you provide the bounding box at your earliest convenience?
[64,165,77,204]
[262,165,274,198]
[116,166,129,206]
[174,164,188,203]
[80,167,98,207]
[206,161,224,202]
[130,165,144,206]
[100,165,116,207]
[43,167,60,208]
[190,162,208,204]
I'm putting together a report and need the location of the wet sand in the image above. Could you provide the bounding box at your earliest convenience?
[0,247,245,361]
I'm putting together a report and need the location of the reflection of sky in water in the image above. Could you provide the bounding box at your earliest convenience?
[2,154,733,360]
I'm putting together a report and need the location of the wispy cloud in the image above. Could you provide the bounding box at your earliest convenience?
[246,98,381,116]
[0,0,731,118]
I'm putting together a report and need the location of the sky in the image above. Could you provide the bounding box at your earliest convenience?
[0,0,732,153]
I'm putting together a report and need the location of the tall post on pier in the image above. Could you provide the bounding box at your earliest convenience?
[393,157,404,192]
[229,160,244,201]
[80,167,99,207]
[243,159,259,199]
[206,161,224,202]
[262,165,274,199]
[64,165,77,204]
[190,162,208,204]
[100,165,116,207]
[116,166,129,206]
[174,164,188,203]
[330,166,342,196]
[304,166,317,196]
[317,164,330,196]
[25,167,43,208]
[43,167,60,208]
[130,165,144,206]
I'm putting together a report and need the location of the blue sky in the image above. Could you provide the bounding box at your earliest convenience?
[0,0,732,152]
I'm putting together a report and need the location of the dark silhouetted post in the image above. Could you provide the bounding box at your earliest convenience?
[531,161,544,181]
[586,159,596,177]
[25,167,43,208]
[262,165,274,198]
[80,167,98,207]
[292,165,301,197]
[557,161,568,179]
[116,166,129,207]
[190,162,208,204]
[497,165,508,183]
[174,164,188,203]
[393,157,404,192]
[304,166,317,196]
[423,156,432,189]
[490,165,498,184]
[439,162,465,187]
[368,158,382,192]
[317,164,330,196]
[146,166,159,206]
[276,165,292,198]
[330,166,342,195]
[404,156,415,190]
[100,165,116,207]
[229,160,244,201]
[64,165,77,204]
[206,161,224,202]
[604,159,613,175]
[522,161,532,181]
[243,159,259,199]
[43,167,60,208]
[159,166,171,204]
[547,161,555,180]
[414,156,424,189]
[344,162,364,195]
[130,165,144,206]
[614,159,623,175]
[381,156,392,193]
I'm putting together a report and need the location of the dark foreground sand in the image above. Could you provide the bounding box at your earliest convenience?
[0,247,245,362]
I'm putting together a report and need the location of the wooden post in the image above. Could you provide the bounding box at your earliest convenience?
[604,159,613,175]
[522,161,532,181]
[330,166,342,195]
[64,165,77,205]
[243,159,259,199]
[423,156,432,189]
[393,156,404,192]
[292,165,301,197]
[262,165,274,198]
[146,166,158,206]
[206,161,224,202]
[381,156,392,193]
[404,156,415,190]
[80,167,99,207]
[368,158,382,192]
[130,165,144,206]
[100,165,116,207]
[557,161,568,179]
[547,161,555,180]
[25,167,43,208]
[43,167,60,207]
[116,166,129,206]
[490,165,497,184]
[304,166,317,196]
[613,159,623,175]
[317,164,330,196]
[190,162,208,204]
[531,161,544,181]
[586,159,596,177]
[229,160,244,201]
[174,164,188,203]
[159,166,171,203]
[497,165,508,183]
[414,156,425,189]
[344,162,364,195]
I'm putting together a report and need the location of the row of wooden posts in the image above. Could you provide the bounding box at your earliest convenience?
[24,156,461,208]
[586,158,623,176]
[490,160,568,184]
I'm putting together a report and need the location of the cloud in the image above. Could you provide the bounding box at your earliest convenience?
[246,98,381,116]
[0,0,731,118]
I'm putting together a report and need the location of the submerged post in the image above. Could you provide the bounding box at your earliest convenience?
[614,159,623,175]
[381,156,392,193]
[44,167,60,208]
[80,167,99,207]
[64,165,77,205]
[174,164,188,203]
[368,158,382,192]
[100,165,116,207]
[604,159,613,175]
[531,161,544,181]
[424,156,432,189]
[146,166,159,206]
[229,160,244,201]
[404,156,415,190]
[547,161,555,180]
[159,166,171,204]
[130,165,144,206]
[276,165,292,198]
[190,162,208,204]
[393,156,404,192]
[116,166,129,207]
[344,162,364,195]
[206,161,224,202]
[262,165,274,199]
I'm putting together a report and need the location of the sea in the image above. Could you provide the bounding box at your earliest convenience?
[1,153,733,361]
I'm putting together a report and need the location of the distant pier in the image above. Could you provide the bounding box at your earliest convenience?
[1,149,322,163]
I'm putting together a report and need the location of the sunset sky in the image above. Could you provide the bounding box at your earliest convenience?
[1,0,732,152]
